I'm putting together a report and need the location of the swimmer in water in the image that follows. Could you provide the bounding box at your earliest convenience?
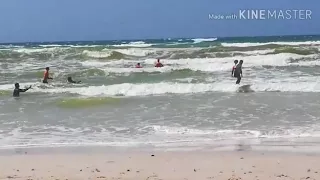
[67,77,81,84]
[13,83,31,97]
[43,67,53,83]
[234,60,243,84]
[231,60,238,77]
[155,59,163,67]
[135,63,142,68]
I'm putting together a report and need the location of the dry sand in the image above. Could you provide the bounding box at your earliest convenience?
[0,151,320,180]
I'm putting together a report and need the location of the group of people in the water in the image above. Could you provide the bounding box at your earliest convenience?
[231,59,243,84]
[13,66,81,97]
[13,59,164,97]
[13,58,242,97]
[135,59,164,68]
[42,66,81,84]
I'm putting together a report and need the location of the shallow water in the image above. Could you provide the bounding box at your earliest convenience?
[1,92,320,152]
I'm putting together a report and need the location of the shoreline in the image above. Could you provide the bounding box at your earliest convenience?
[2,139,320,156]
[1,150,320,180]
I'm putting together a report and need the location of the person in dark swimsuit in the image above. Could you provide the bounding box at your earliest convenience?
[13,83,31,97]
[234,60,243,84]
[67,77,81,84]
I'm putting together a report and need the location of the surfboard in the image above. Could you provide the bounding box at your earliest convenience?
[237,84,254,93]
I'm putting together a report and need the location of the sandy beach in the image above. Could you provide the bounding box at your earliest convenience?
[0,150,319,180]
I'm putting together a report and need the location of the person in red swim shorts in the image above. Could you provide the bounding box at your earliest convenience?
[43,67,53,83]
[135,63,142,68]
[155,59,163,67]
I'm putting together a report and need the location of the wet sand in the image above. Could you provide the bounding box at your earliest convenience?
[0,150,320,180]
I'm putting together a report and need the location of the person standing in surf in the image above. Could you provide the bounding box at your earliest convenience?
[231,60,238,77]
[234,60,243,84]
[43,67,53,83]
[13,83,31,97]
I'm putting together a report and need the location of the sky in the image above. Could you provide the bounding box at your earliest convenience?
[0,0,319,43]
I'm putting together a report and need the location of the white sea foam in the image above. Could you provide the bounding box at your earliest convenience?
[222,41,320,47]
[239,49,274,55]
[82,48,155,58]
[2,79,320,97]
[192,38,217,43]
[112,41,153,47]
[13,47,64,53]
[1,124,320,149]
[151,125,320,140]
[83,50,112,58]
[38,44,64,47]
[80,53,316,73]
[32,82,237,96]
[38,45,101,48]
[115,48,154,56]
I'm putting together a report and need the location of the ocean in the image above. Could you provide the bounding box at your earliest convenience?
[1,35,320,152]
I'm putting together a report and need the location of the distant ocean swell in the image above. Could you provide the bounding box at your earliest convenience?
[1,36,320,60]
[0,44,319,61]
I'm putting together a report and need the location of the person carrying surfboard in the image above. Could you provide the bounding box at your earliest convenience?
[234,60,243,84]
[231,60,238,77]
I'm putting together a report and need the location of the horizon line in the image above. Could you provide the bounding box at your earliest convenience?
[1,33,319,45]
